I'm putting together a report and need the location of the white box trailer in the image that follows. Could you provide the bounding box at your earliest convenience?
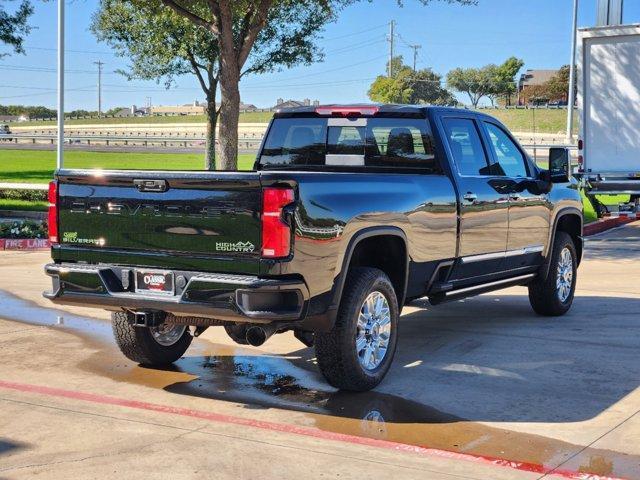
[577,24,640,205]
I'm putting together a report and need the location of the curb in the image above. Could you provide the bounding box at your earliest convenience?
[584,215,636,236]
[0,238,50,250]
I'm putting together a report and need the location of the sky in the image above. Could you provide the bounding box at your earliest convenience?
[1,0,640,111]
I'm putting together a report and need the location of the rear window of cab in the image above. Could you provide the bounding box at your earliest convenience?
[259,117,442,173]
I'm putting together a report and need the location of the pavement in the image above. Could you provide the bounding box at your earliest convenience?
[0,222,639,479]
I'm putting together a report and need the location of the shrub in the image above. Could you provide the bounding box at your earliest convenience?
[0,189,47,202]
[0,219,47,239]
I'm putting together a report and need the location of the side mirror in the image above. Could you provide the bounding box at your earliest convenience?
[549,147,570,182]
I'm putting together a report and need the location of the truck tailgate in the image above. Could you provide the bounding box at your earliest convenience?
[55,170,262,271]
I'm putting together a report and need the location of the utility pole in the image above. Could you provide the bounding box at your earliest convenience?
[94,61,104,117]
[57,0,64,169]
[566,0,578,141]
[410,44,422,72]
[388,20,395,77]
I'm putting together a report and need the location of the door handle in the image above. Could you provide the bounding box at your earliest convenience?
[463,192,478,202]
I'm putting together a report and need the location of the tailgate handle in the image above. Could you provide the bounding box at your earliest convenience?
[134,179,168,192]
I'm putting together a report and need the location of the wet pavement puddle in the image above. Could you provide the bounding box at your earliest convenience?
[1,289,639,479]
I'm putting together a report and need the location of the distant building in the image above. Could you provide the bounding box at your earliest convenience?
[111,105,150,117]
[517,69,567,105]
[149,100,258,115]
[0,115,29,123]
[273,98,320,110]
[150,100,206,116]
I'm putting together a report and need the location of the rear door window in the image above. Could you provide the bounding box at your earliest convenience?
[260,118,326,166]
[442,118,491,176]
[259,117,441,173]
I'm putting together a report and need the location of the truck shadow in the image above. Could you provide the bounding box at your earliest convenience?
[159,293,640,426]
[146,293,640,478]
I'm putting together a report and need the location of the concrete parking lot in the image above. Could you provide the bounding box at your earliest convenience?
[0,223,639,479]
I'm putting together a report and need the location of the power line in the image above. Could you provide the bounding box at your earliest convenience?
[322,23,388,41]
[0,63,118,75]
[24,45,116,56]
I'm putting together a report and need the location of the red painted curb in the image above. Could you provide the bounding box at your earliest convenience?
[0,380,627,480]
[0,238,50,250]
[584,217,636,237]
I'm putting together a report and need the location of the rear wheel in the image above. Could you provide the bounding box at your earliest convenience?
[111,312,192,366]
[315,267,399,392]
[528,231,577,316]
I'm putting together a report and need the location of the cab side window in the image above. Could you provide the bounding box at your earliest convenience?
[484,122,529,178]
[442,118,491,176]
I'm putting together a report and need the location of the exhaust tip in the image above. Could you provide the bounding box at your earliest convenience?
[245,326,269,347]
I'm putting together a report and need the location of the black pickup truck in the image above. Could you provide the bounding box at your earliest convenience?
[44,105,583,391]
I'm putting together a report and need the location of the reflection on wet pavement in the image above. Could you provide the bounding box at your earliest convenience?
[2,289,639,479]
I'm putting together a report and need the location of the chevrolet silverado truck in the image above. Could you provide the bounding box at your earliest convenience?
[44,105,583,391]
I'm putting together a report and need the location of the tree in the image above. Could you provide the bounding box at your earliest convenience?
[546,64,571,102]
[155,0,476,170]
[495,56,524,106]
[0,0,34,57]
[447,56,523,108]
[368,56,456,105]
[92,1,222,169]
[446,66,493,108]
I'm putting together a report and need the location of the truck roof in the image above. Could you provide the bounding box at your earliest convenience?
[273,104,467,117]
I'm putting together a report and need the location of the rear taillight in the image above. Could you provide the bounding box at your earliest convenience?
[262,187,294,258]
[48,180,59,244]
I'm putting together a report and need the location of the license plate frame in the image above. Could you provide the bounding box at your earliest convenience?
[134,269,175,296]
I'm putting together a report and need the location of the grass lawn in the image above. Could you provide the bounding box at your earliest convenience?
[18,111,275,127]
[0,198,48,211]
[0,149,630,222]
[17,109,576,134]
[0,149,256,184]
[485,108,577,134]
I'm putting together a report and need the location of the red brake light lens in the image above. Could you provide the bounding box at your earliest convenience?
[262,188,294,258]
[48,180,58,244]
[315,106,379,117]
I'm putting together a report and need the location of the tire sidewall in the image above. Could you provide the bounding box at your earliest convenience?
[556,238,577,307]
[547,232,578,314]
[341,272,399,386]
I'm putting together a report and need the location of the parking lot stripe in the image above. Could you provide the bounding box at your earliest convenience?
[0,379,628,480]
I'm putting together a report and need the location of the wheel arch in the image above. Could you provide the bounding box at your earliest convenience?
[331,227,409,311]
[541,208,583,281]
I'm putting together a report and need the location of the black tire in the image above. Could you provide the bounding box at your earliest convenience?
[111,312,193,366]
[528,231,577,316]
[315,267,399,392]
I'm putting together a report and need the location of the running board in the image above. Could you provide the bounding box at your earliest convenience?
[428,274,536,305]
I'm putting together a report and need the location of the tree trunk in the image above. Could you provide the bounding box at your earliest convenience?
[218,69,240,171]
[205,90,218,171]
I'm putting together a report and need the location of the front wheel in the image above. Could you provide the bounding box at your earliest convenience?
[112,312,193,366]
[315,267,399,392]
[528,231,577,316]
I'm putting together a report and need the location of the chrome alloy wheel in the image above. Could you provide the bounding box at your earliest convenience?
[556,247,574,303]
[356,291,392,371]
[150,324,187,346]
